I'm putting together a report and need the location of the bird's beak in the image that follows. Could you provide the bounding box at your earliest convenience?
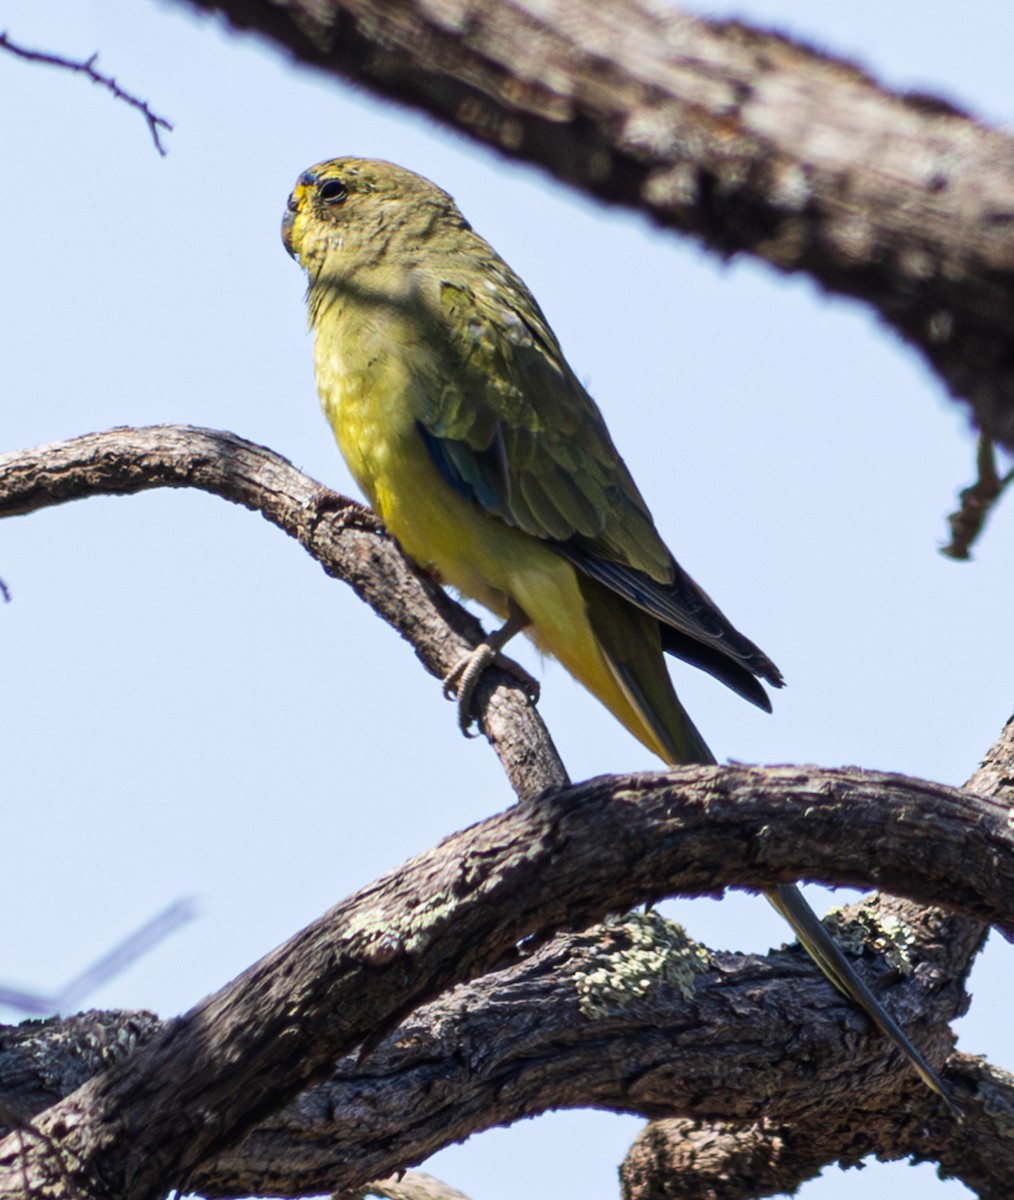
[281,188,303,260]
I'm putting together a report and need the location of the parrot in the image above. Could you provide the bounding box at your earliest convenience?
[283,157,957,1114]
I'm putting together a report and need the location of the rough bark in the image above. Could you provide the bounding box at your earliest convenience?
[0,425,568,799]
[176,0,1014,453]
[0,900,993,1198]
[619,1053,1014,1200]
[6,6,1014,1195]
[621,707,1014,1200]
[1,424,1011,1198]
[0,754,1009,1199]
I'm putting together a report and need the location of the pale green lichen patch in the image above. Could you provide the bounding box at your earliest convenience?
[573,911,710,1019]
[341,884,485,964]
[341,905,409,965]
[824,906,916,975]
[340,826,557,965]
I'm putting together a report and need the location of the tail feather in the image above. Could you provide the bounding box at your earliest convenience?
[606,653,716,766]
[579,574,716,766]
[576,571,960,1114]
[768,884,960,1116]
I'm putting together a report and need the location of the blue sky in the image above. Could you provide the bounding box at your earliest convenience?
[2,3,1012,1198]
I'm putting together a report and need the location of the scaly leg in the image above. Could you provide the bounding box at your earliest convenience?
[443,603,539,735]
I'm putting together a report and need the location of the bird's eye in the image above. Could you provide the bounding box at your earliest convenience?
[319,179,348,204]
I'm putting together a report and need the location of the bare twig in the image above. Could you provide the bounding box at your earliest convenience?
[941,434,1014,560]
[0,32,173,154]
[0,898,198,1017]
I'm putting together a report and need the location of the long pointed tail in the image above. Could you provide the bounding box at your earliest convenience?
[767,884,961,1116]
[579,587,959,1114]
[631,668,960,1113]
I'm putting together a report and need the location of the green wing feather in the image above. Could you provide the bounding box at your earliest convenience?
[415,258,782,705]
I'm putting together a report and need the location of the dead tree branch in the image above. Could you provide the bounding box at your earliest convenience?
[0,751,1011,1199]
[0,898,998,1197]
[941,434,1014,559]
[0,897,1005,1197]
[620,1054,1014,1200]
[2,426,1013,1196]
[175,0,1014,458]
[0,424,568,800]
[0,31,172,154]
[621,711,1014,1199]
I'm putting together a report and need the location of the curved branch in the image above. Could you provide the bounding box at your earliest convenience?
[620,720,1014,1200]
[620,1054,1014,1200]
[3,425,1009,1197]
[0,424,568,799]
[0,751,1011,1199]
[176,0,1014,453]
[0,899,989,1198]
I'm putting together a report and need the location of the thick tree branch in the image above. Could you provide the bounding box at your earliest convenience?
[619,1055,1014,1200]
[620,717,1014,1198]
[5,425,1013,1197]
[174,0,1014,456]
[7,427,1012,1195]
[0,425,568,799]
[3,427,1013,1195]
[9,8,1014,1192]
[0,753,1010,1200]
[0,898,989,1198]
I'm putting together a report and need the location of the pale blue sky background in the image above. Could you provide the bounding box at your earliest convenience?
[2,3,1012,1198]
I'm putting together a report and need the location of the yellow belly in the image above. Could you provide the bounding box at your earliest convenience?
[316,340,673,761]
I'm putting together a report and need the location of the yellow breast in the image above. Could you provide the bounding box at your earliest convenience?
[311,289,664,757]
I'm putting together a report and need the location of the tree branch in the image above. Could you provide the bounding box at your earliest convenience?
[0,424,568,799]
[336,1172,477,1200]
[619,1054,1014,1200]
[0,897,989,1198]
[618,715,1014,1199]
[3,425,1013,1196]
[8,4,1014,1190]
[173,0,1014,457]
[941,434,1014,560]
[0,32,172,154]
[0,748,1011,1199]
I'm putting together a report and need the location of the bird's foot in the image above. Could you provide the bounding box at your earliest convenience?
[442,608,538,736]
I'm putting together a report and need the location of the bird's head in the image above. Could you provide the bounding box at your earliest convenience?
[282,157,467,275]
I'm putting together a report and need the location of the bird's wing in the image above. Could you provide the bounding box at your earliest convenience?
[416,268,781,700]
[422,271,666,568]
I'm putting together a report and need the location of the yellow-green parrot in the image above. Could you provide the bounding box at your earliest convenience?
[283,157,956,1113]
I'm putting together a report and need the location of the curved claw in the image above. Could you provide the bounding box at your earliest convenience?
[442,606,538,737]
[443,644,497,736]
